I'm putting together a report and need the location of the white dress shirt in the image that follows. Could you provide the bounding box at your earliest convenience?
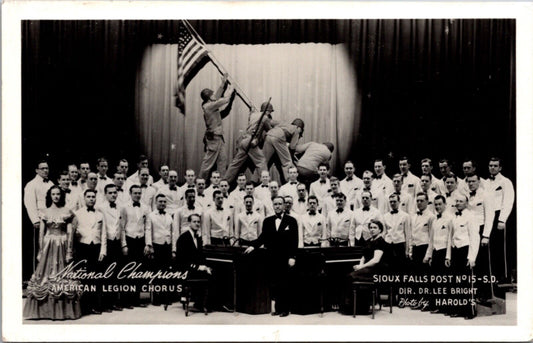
[486,173,515,224]
[24,175,54,224]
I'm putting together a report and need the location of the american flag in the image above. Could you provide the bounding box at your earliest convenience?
[175,21,209,112]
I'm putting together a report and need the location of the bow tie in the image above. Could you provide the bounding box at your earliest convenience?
[87,207,95,212]
[109,203,116,208]
[346,177,353,181]
[470,191,476,196]
[455,211,462,216]
[188,206,195,211]
[489,175,496,180]
[298,199,305,203]
[363,187,371,192]
[99,176,107,180]
[212,185,219,189]
[159,210,166,215]
[437,214,442,219]
[64,188,71,194]
[362,207,370,212]
[309,211,316,216]
[169,186,177,191]
[336,208,344,214]
[261,185,268,188]
[117,187,123,192]
[290,182,297,185]
[402,174,408,178]
[197,194,205,197]
[417,211,423,216]
[446,192,452,197]
[216,207,223,211]
[71,181,78,186]
[224,195,228,198]
[246,211,254,215]
[319,180,326,184]
[188,184,195,188]
[275,214,283,219]
[132,202,140,207]
[81,179,86,184]
[141,184,148,188]
[374,175,382,180]
[394,191,401,195]
[390,209,398,214]
[43,178,49,183]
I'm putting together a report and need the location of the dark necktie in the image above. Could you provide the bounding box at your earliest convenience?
[87,207,95,212]
[159,210,166,215]
[455,211,462,216]
[109,203,116,208]
[132,202,140,207]
[390,209,398,214]
[336,208,343,214]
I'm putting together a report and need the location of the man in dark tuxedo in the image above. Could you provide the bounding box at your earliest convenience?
[244,196,299,317]
[175,214,213,311]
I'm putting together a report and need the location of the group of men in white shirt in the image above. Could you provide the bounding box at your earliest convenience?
[24,153,515,315]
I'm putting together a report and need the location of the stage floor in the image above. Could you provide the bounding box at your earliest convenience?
[23,291,516,325]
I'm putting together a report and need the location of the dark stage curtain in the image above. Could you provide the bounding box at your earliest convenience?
[22,19,515,184]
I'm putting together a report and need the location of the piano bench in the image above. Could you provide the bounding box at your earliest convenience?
[183,279,209,317]
[351,282,393,319]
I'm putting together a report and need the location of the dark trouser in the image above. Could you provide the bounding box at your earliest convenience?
[304,242,321,247]
[268,255,295,314]
[152,243,172,305]
[22,218,38,283]
[475,226,493,300]
[451,246,476,317]
[429,248,448,311]
[411,244,429,303]
[490,210,513,283]
[125,236,146,306]
[388,242,407,273]
[103,239,124,309]
[75,242,103,313]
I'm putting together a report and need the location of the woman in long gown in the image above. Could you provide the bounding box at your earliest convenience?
[24,185,82,320]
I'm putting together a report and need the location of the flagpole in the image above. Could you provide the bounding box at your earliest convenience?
[183,20,255,110]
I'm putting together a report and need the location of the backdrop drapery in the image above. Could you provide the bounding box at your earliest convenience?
[135,43,359,181]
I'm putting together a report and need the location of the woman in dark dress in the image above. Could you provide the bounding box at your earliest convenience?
[341,219,387,315]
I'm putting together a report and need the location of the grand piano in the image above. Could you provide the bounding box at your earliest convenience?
[203,245,363,315]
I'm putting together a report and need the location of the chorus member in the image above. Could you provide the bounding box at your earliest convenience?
[68,164,81,192]
[437,159,466,195]
[466,174,495,301]
[326,193,354,247]
[24,160,53,230]
[420,174,438,214]
[264,181,280,217]
[410,193,436,281]
[204,171,222,200]
[23,186,81,320]
[254,170,271,202]
[95,157,113,195]
[228,173,247,207]
[58,170,79,211]
[292,183,308,216]
[174,189,204,236]
[387,174,415,215]
[383,193,411,272]
[158,170,180,215]
[224,104,272,184]
[96,184,124,311]
[202,190,234,246]
[486,157,515,283]
[294,141,334,184]
[298,196,327,248]
[116,159,129,178]
[448,195,479,319]
[126,155,154,189]
[339,160,364,203]
[198,73,235,179]
[461,159,486,194]
[235,182,266,217]
[322,176,342,218]
[353,171,384,212]
[283,196,299,220]
[145,194,176,306]
[194,178,210,210]
[178,169,197,205]
[73,189,107,315]
[76,172,104,208]
[279,167,299,201]
[309,162,331,205]
[420,158,441,194]
[342,220,387,315]
[113,172,130,208]
[235,195,263,246]
[120,185,150,308]
[373,159,394,198]
[152,164,170,191]
[78,161,91,190]
[138,168,157,210]
[263,119,305,183]
[244,197,299,317]
[443,173,465,215]
[350,191,383,246]
[399,156,421,200]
